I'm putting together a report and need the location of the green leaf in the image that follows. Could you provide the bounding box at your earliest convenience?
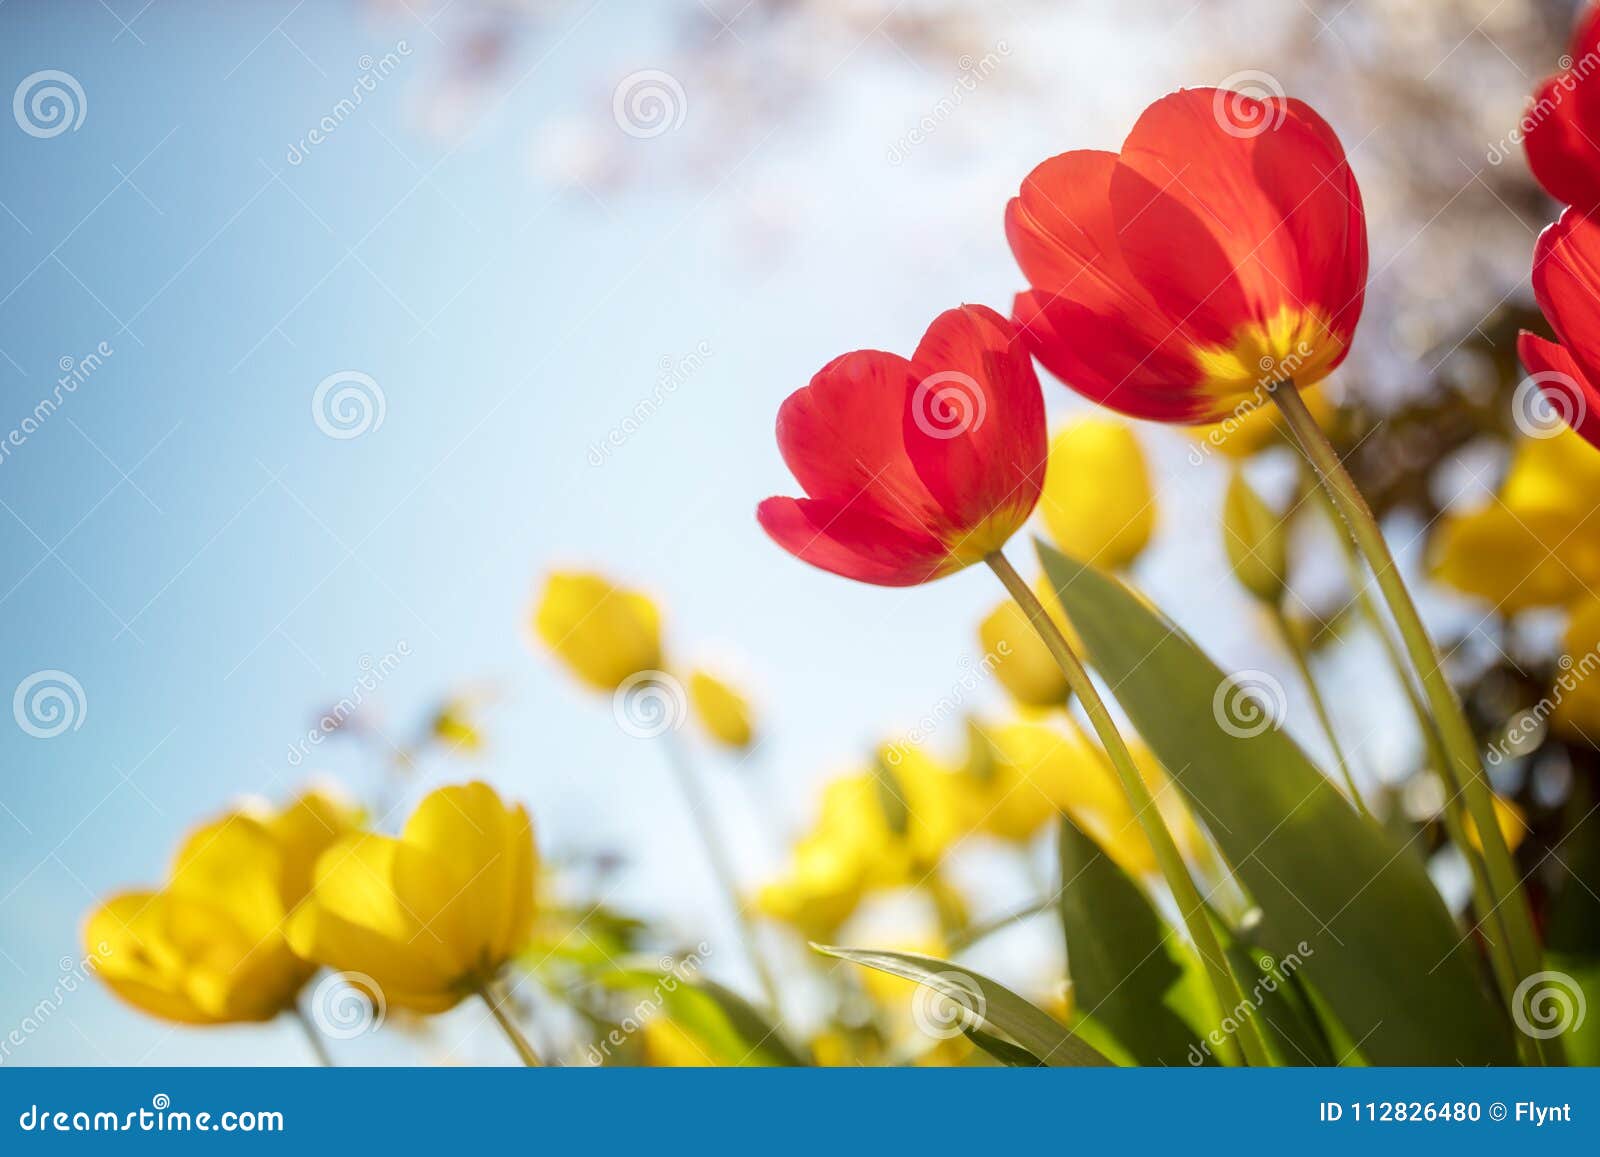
[1056,815,1209,1065]
[812,944,1112,1066]
[962,1026,1046,1066]
[1037,540,1514,1065]
[594,966,809,1066]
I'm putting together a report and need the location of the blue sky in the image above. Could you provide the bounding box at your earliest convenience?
[0,1,1445,1064]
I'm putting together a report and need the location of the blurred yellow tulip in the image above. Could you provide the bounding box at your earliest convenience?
[1554,598,1600,742]
[288,781,536,1013]
[1189,384,1333,460]
[978,585,1076,709]
[86,789,358,1025]
[1433,430,1600,612]
[534,571,663,691]
[638,1016,715,1066]
[687,668,755,750]
[1222,470,1290,606]
[1039,419,1155,570]
[756,750,975,937]
[1465,795,1529,855]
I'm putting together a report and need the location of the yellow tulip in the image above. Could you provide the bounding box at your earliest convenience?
[639,1017,715,1066]
[756,750,975,937]
[533,571,663,691]
[1547,598,1600,742]
[687,668,755,750]
[430,698,484,752]
[1222,470,1290,606]
[288,781,536,1013]
[1466,796,1529,855]
[85,789,358,1025]
[1189,383,1334,459]
[1039,419,1155,570]
[1433,430,1600,612]
[979,597,1068,709]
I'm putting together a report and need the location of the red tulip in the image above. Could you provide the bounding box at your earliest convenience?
[1007,88,1367,425]
[757,305,1046,587]
[1520,206,1600,448]
[1522,6,1600,211]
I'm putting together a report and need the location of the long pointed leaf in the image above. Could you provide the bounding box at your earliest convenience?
[1038,541,1513,1065]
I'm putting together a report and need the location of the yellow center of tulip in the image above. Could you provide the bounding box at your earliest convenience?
[1193,305,1344,416]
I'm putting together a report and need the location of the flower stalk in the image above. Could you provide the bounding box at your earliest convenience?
[479,980,543,1066]
[987,550,1274,1067]
[1271,379,1549,1055]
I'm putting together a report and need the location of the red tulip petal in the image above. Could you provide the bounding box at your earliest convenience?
[1110,88,1365,353]
[773,349,943,538]
[1532,208,1600,386]
[1518,330,1600,449]
[1522,76,1600,211]
[904,304,1046,539]
[756,496,957,587]
[1013,290,1217,422]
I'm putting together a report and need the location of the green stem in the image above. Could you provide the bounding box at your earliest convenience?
[988,551,1274,1067]
[948,896,1053,952]
[1273,380,1549,1061]
[479,981,543,1066]
[1270,604,1371,819]
[660,731,785,1016]
[1307,471,1538,1060]
[291,1005,333,1067]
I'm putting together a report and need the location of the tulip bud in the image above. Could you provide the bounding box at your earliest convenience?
[533,571,663,691]
[1222,471,1290,605]
[688,668,755,751]
[1040,419,1155,571]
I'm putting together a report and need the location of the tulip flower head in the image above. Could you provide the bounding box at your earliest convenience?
[1009,88,1366,425]
[1039,418,1155,570]
[86,789,358,1025]
[534,570,664,691]
[288,781,536,1012]
[687,668,756,750]
[1519,208,1600,451]
[1522,6,1600,211]
[758,305,1047,586]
